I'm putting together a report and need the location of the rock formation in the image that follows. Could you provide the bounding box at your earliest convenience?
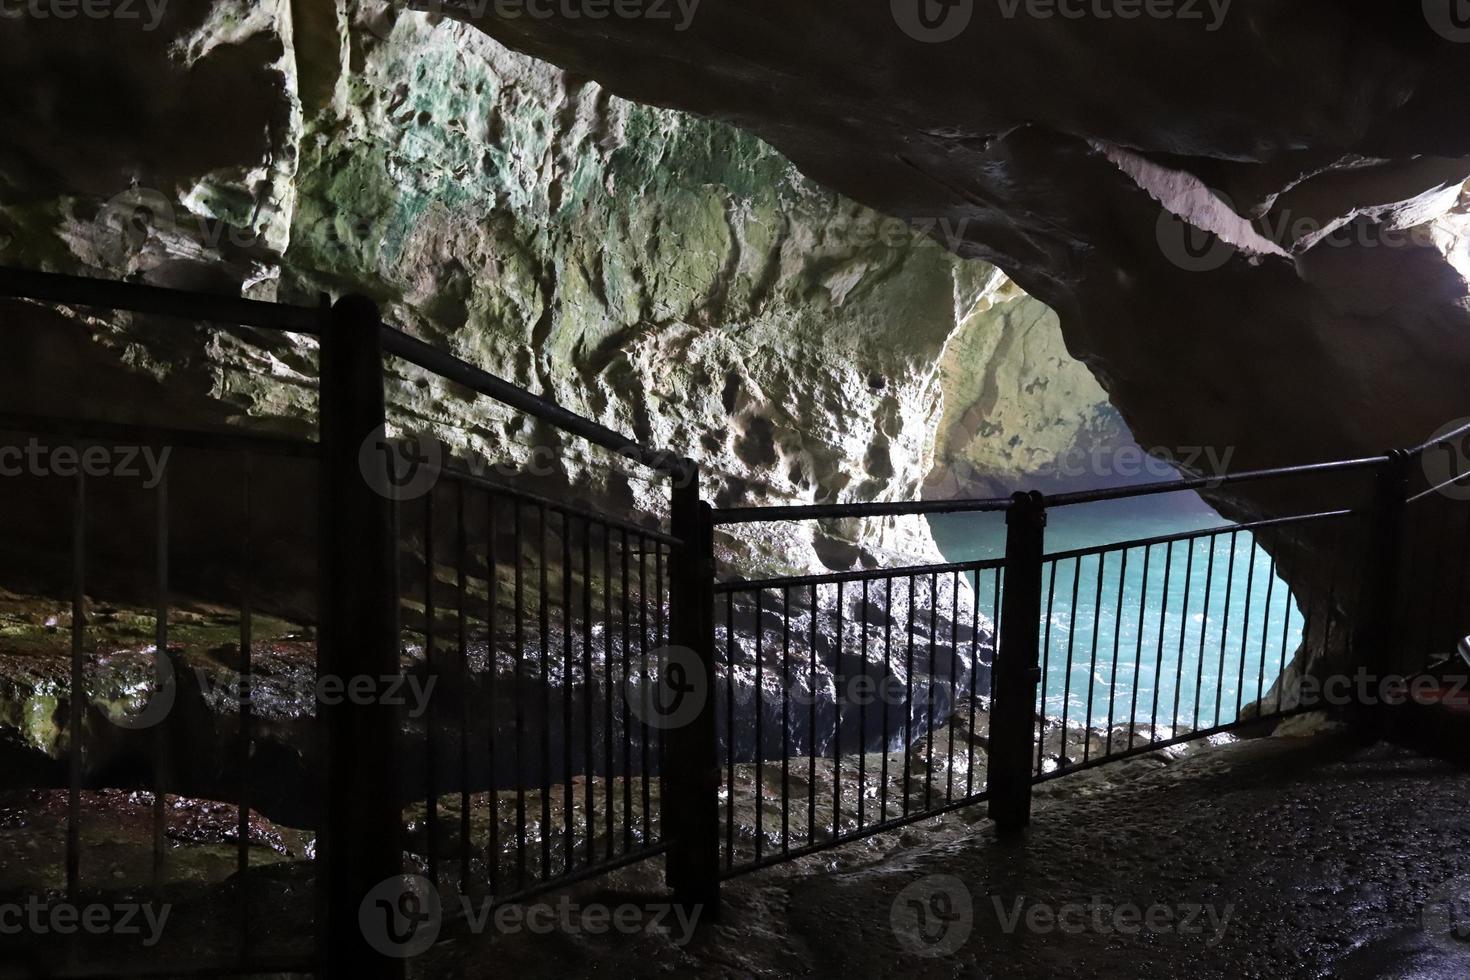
[0,2,1118,589]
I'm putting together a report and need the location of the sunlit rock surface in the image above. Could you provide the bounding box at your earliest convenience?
[0,4,1116,589]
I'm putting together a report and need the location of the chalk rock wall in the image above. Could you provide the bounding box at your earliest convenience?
[0,2,1115,582]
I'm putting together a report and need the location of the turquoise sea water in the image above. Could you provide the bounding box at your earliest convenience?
[929,492,1303,733]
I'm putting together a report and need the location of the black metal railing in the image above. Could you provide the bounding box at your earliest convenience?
[0,268,326,978]
[397,466,678,900]
[711,558,1003,875]
[3,265,1470,978]
[0,267,708,979]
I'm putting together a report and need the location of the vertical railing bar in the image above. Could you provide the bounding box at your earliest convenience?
[989,492,1045,833]
[1237,530,1257,722]
[964,570,980,797]
[754,589,764,861]
[988,567,1000,781]
[562,513,576,874]
[486,493,500,896]
[513,500,527,886]
[1192,533,1216,730]
[1059,557,1082,768]
[782,586,792,853]
[1083,553,1105,765]
[153,466,170,878]
[902,576,915,817]
[664,465,717,907]
[946,569,960,803]
[1171,538,1194,738]
[1106,548,1128,757]
[1036,560,1058,776]
[835,579,846,833]
[808,582,818,841]
[619,526,632,858]
[653,536,665,842]
[922,575,937,809]
[1258,533,1277,715]
[1214,531,1238,728]
[859,579,869,828]
[539,505,553,879]
[237,454,254,955]
[1149,541,1173,743]
[1128,545,1151,748]
[66,463,85,904]
[725,591,735,869]
[1277,535,1294,715]
[424,490,439,889]
[582,518,596,868]
[603,518,614,861]
[459,482,473,890]
[637,532,651,850]
[880,576,893,824]
[318,294,401,979]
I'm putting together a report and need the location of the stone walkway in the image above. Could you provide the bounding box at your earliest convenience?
[448,727,1470,979]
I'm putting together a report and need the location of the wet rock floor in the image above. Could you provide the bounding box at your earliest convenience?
[438,727,1470,980]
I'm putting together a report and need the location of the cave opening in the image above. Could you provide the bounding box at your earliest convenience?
[4,4,1470,979]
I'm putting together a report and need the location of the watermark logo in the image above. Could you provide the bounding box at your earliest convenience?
[1156,208,1237,273]
[1422,418,1470,501]
[892,0,973,42]
[359,877,703,955]
[1425,0,1470,42]
[360,875,442,959]
[1424,875,1470,950]
[890,874,973,958]
[625,645,708,731]
[359,427,442,502]
[106,646,177,731]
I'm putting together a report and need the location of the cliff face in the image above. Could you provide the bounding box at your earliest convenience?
[930,270,1129,498]
[0,3,1114,578]
[409,1,1470,508]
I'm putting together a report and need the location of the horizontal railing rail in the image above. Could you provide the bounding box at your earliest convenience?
[0,265,324,333]
[379,325,688,479]
[713,495,1010,524]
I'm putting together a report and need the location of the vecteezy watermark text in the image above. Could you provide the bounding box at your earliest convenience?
[0,440,170,488]
[1035,443,1234,484]
[359,875,702,958]
[0,898,171,947]
[992,895,1235,946]
[890,875,1236,958]
[409,0,700,31]
[0,0,167,29]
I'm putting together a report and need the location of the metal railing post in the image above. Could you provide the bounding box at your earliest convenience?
[988,491,1047,834]
[664,460,720,915]
[318,295,403,979]
[1353,449,1411,732]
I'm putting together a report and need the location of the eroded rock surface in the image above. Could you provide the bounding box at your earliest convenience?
[0,3,1118,590]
